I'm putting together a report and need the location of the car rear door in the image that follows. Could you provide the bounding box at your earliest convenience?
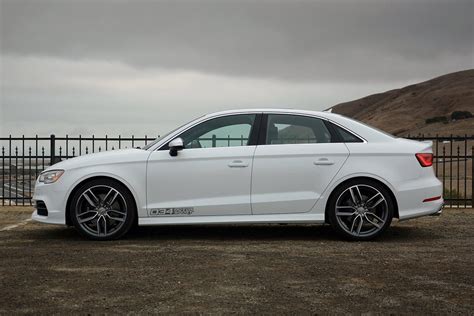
[251,113,350,215]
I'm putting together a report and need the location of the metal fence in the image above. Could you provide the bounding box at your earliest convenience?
[0,135,154,206]
[1,134,473,208]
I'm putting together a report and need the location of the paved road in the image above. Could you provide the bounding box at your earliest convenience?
[0,207,473,314]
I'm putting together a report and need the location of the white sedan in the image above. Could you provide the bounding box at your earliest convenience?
[32,109,443,240]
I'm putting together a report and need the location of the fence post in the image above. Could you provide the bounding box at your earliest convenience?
[50,134,56,165]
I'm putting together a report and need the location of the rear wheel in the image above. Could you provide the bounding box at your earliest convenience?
[70,179,136,240]
[328,179,394,240]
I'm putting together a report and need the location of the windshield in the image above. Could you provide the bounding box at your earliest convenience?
[141,115,205,150]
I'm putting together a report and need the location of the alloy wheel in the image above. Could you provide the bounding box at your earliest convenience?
[334,184,389,238]
[75,185,128,237]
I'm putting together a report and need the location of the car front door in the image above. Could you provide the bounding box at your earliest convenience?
[146,113,260,217]
[251,113,350,214]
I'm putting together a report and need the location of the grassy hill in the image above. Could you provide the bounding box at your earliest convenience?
[329,69,474,136]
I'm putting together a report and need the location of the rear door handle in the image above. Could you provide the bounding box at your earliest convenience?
[314,158,334,165]
[228,160,249,168]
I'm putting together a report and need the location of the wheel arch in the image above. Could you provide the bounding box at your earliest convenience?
[65,175,138,227]
[324,176,399,223]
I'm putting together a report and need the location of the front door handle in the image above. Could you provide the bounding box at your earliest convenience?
[314,158,334,165]
[228,160,249,168]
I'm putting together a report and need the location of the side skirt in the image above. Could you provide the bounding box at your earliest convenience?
[139,213,325,226]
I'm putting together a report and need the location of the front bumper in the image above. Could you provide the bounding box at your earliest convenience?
[31,210,66,225]
[31,182,67,225]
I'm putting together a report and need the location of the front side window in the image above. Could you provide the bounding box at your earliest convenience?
[265,114,332,145]
[179,114,256,149]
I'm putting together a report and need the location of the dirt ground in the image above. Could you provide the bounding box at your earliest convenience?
[0,207,473,314]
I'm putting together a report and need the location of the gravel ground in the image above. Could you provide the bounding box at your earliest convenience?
[0,207,473,314]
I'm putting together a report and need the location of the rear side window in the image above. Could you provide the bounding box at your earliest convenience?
[330,123,363,143]
[265,114,333,144]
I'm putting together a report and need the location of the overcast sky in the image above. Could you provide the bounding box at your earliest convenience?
[1,0,473,138]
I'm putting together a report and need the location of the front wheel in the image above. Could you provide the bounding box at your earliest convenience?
[70,179,136,240]
[327,179,394,241]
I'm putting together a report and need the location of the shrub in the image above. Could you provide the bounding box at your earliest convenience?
[443,188,464,200]
[451,111,473,121]
[425,116,448,124]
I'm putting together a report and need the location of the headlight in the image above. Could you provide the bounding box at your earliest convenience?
[39,170,64,184]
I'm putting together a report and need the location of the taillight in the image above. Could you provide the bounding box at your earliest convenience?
[416,153,433,167]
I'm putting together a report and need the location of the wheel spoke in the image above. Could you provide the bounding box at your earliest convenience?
[355,186,364,203]
[336,210,356,216]
[106,213,125,222]
[108,209,126,216]
[350,214,361,233]
[96,216,106,235]
[364,214,381,228]
[103,217,107,236]
[349,187,359,204]
[79,213,98,224]
[103,189,119,207]
[356,216,364,235]
[336,205,356,217]
[77,210,97,217]
[365,192,381,205]
[336,205,356,210]
[83,190,99,208]
[366,212,385,223]
[368,196,385,209]
[96,217,101,235]
[102,188,113,203]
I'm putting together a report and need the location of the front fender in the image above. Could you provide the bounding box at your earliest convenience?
[62,163,147,219]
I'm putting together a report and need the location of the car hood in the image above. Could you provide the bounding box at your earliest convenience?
[45,148,151,171]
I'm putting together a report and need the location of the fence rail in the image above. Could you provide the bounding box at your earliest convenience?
[1,134,473,208]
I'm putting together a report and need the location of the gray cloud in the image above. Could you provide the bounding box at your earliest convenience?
[1,0,473,138]
[1,55,410,137]
[2,0,473,82]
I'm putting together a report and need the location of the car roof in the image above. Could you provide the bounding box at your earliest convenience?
[204,108,337,119]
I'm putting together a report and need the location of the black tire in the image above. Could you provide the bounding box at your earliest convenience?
[70,178,136,241]
[327,179,394,241]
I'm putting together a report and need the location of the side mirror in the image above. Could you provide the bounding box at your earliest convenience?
[169,138,184,157]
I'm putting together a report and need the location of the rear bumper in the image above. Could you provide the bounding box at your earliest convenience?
[399,200,444,221]
[429,203,444,216]
[396,176,444,221]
